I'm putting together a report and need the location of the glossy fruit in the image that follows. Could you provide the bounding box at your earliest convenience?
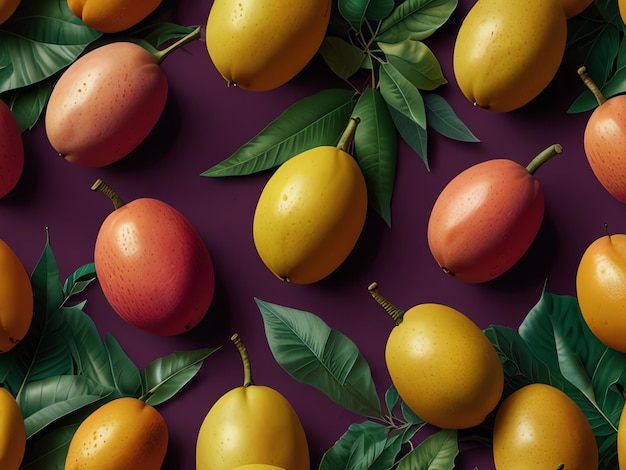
[0,0,19,24]
[65,397,168,470]
[231,466,286,470]
[427,145,562,283]
[0,239,33,353]
[493,383,598,469]
[576,230,626,352]
[453,0,567,112]
[369,283,504,429]
[196,334,310,470]
[0,387,26,470]
[92,179,214,336]
[578,67,626,203]
[618,392,626,468]
[561,0,593,18]
[68,0,162,33]
[0,100,24,198]
[45,28,200,167]
[206,0,331,91]
[253,118,367,284]
[620,0,626,25]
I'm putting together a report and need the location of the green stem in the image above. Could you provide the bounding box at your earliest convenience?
[525,144,563,175]
[337,117,361,153]
[153,25,202,65]
[232,333,254,387]
[578,66,607,106]
[91,179,125,209]
[368,282,405,325]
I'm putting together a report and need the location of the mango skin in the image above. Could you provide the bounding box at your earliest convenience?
[0,100,24,198]
[0,239,33,353]
[45,42,167,167]
[0,387,26,470]
[196,385,310,470]
[206,0,331,91]
[94,198,214,336]
[427,159,544,283]
[253,146,367,284]
[67,0,162,33]
[453,0,567,112]
[0,0,20,24]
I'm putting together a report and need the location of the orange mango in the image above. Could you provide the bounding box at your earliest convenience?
[67,0,162,33]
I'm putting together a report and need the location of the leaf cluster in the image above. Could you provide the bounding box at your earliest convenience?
[202,0,478,226]
[0,232,219,469]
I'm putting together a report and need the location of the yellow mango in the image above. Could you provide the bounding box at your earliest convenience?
[206,0,331,91]
[0,239,33,353]
[67,0,162,33]
[0,387,25,470]
[0,0,20,24]
[452,0,567,112]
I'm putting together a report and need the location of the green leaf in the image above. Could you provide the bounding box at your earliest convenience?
[62,263,96,299]
[385,384,400,416]
[379,62,426,128]
[2,77,56,132]
[377,0,458,43]
[125,22,197,51]
[141,347,221,406]
[320,37,366,81]
[379,40,447,90]
[105,334,143,398]
[397,429,458,470]
[0,0,102,93]
[338,0,370,28]
[366,0,396,21]
[319,421,390,470]
[423,92,479,143]
[353,87,398,226]
[201,89,358,177]
[22,422,80,469]
[388,104,429,169]
[256,298,382,418]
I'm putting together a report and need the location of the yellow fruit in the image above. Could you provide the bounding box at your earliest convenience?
[206,0,331,91]
[231,466,286,470]
[618,395,626,468]
[453,0,567,112]
[253,118,367,284]
[65,397,168,470]
[0,239,33,353]
[576,231,626,352]
[369,283,504,429]
[620,0,626,25]
[0,0,20,24]
[0,387,25,470]
[493,383,598,469]
[196,334,310,470]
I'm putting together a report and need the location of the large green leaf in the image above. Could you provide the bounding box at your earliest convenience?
[319,37,366,81]
[397,429,458,470]
[379,40,447,91]
[376,0,457,43]
[256,298,382,418]
[338,0,370,29]
[423,92,479,143]
[353,87,398,226]
[201,89,358,177]
[366,0,396,21]
[379,62,426,129]
[2,77,56,131]
[105,334,143,398]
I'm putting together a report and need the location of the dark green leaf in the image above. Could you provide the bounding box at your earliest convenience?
[379,40,447,90]
[320,37,366,81]
[423,92,479,142]
[105,334,143,398]
[379,62,426,128]
[366,0,396,21]
[319,421,390,470]
[385,384,400,416]
[353,87,398,226]
[126,22,196,50]
[256,298,382,418]
[377,0,458,43]
[201,89,358,177]
[397,429,458,470]
[2,77,56,132]
[388,105,429,169]
[142,347,220,406]
[338,0,370,28]
[62,263,96,299]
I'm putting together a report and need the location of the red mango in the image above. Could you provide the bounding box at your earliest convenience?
[0,100,23,198]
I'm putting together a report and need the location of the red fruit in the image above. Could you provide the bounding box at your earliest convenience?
[0,100,24,198]
[92,179,214,335]
[427,145,562,283]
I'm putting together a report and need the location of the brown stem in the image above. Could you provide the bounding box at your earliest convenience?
[337,117,361,153]
[91,179,125,209]
[368,282,405,325]
[578,66,607,106]
[232,333,254,387]
[525,144,563,175]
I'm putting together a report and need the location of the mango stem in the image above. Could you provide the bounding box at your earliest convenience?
[91,179,125,210]
[578,66,607,106]
[337,117,361,153]
[232,333,254,387]
[153,26,202,65]
[368,282,405,325]
[525,144,563,175]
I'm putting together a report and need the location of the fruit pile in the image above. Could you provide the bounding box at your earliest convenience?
[1,0,626,468]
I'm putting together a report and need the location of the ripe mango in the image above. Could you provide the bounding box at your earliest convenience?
[253,118,367,284]
[206,0,331,91]
[67,0,162,33]
[0,239,33,353]
[0,387,26,470]
[0,0,20,24]
[0,100,24,198]
[453,0,567,112]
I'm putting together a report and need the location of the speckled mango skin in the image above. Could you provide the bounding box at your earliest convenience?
[206,0,331,91]
[427,159,544,283]
[94,198,214,336]
[0,100,23,199]
[67,0,162,33]
[0,387,26,470]
[583,95,626,203]
[45,42,167,167]
[452,0,567,112]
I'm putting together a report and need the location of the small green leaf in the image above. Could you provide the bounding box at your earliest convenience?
[256,298,382,418]
[397,429,458,470]
[377,0,458,43]
[126,22,197,50]
[338,0,370,28]
[105,334,143,398]
[388,104,429,169]
[2,77,56,132]
[366,0,396,21]
[320,36,366,81]
[201,89,357,177]
[384,384,400,416]
[379,40,447,90]
[319,421,390,470]
[379,62,426,128]
[22,421,82,470]
[142,347,221,406]
[62,262,96,299]
[423,92,479,142]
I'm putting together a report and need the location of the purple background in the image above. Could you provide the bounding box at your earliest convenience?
[1,0,619,468]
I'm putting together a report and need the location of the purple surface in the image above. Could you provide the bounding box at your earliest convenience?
[1,0,620,468]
